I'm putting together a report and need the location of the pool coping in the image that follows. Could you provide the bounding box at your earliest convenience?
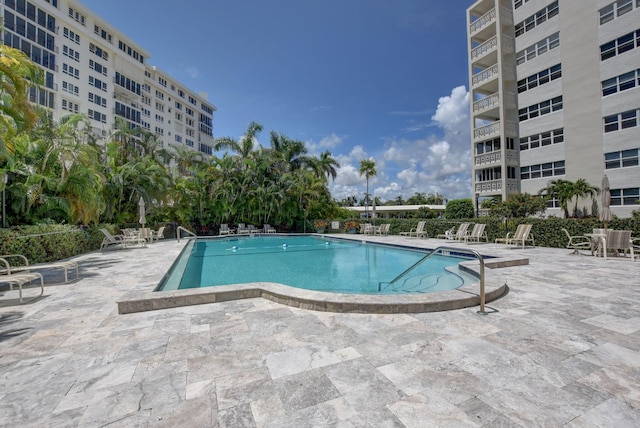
[117,235,527,314]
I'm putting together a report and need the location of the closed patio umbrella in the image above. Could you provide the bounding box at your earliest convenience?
[600,175,612,230]
[138,197,146,226]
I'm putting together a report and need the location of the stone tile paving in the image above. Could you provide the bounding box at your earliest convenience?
[1,236,639,427]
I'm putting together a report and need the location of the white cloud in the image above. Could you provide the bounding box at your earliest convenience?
[306,133,343,154]
[330,85,472,202]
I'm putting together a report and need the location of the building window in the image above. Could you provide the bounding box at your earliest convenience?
[62,27,80,44]
[62,63,79,79]
[519,96,562,122]
[599,0,638,25]
[601,69,640,96]
[516,32,560,66]
[515,1,559,38]
[521,161,565,180]
[600,28,640,61]
[604,109,639,132]
[88,109,107,123]
[62,45,79,62]
[67,7,85,26]
[605,148,639,169]
[517,64,561,93]
[521,129,564,151]
[610,188,640,205]
[199,143,213,155]
[89,59,108,76]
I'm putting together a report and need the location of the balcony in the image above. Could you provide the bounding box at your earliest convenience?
[471,36,497,62]
[473,121,500,140]
[475,179,502,194]
[472,64,499,88]
[474,151,502,166]
[469,8,496,36]
[473,92,500,114]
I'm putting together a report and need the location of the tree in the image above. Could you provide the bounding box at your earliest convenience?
[358,158,377,218]
[539,179,574,218]
[444,199,474,219]
[571,178,599,217]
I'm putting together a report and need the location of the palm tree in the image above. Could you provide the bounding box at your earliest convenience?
[310,150,340,181]
[214,121,263,161]
[571,178,599,217]
[358,158,377,219]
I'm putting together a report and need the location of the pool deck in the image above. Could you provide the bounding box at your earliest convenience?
[1,234,639,426]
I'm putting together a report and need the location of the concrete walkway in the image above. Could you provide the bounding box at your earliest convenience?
[1,236,639,427]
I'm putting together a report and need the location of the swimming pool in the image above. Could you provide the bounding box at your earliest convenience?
[156,235,477,294]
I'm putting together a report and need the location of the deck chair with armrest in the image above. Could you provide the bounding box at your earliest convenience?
[0,258,44,303]
[152,226,166,242]
[445,222,470,242]
[495,224,534,248]
[465,223,487,244]
[236,224,249,234]
[561,228,591,255]
[0,254,79,283]
[99,228,146,251]
[263,224,276,233]
[400,221,426,238]
[219,224,234,236]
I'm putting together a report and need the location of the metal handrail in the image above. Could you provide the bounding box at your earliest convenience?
[176,226,196,242]
[381,246,488,315]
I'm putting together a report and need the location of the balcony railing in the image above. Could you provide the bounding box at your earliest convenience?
[472,64,499,87]
[473,121,500,140]
[473,92,500,113]
[471,36,497,61]
[475,179,502,193]
[474,151,502,166]
[469,8,496,35]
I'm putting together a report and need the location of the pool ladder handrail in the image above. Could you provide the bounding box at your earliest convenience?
[380,246,488,315]
[176,226,197,242]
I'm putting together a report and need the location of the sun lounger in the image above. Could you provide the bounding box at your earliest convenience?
[0,258,44,302]
[495,224,534,248]
[0,254,79,283]
[400,221,426,238]
[100,228,146,251]
[465,223,487,243]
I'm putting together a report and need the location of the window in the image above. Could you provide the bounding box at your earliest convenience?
[521,161,564,180]
[604,109,639,132]
[520,129,563,151]
[89,59,107,76]
[516,32,560,66]
[605,148,639,169]
[610,188,640,205]
[519,97,563,122]
[514,2,559,38]
[88,109,107,123]
[600,29,640,61]
[62,63,79,79]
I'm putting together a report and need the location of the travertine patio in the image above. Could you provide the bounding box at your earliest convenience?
[1,235,639,427]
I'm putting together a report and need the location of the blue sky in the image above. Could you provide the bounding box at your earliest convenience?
[80,0,473,202]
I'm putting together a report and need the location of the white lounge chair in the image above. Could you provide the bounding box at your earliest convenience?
[466,223,487,244]
[376,223,391,236]
[236,223,249,234]
[263,224,276,233]
[400,221,426,238]
[152,226,166,242]
[100,228,146,251]
[495,224,534,248]
[0,254,79,283]
[0,258,44,303]
[605,230,634,261]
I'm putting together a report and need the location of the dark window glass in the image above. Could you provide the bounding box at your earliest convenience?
[604,114,619,132]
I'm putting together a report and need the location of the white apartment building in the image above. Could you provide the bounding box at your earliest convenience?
[1,0,215,157]
[467,0,640,218]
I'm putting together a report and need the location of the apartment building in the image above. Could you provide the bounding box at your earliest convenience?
[1,0,215,157]
[467,0,640,217]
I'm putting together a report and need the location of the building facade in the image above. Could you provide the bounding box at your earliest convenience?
[2,0,215,157]
[467,0,640,217]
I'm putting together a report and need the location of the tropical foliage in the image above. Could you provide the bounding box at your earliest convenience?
[444,198,474,219]
[538,178,599,218]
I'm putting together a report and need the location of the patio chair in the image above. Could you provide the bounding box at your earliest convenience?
[0,254,79,283]
[437,226,456,239]
[442,223,470,242]
[605,230,634,261]
[99,228,146,252]
[400,221,426,238]
[264,224,276,233]
[465,223,487,244]
[376,223,391,236]
[139,227,154,243]
[561,228,591,255]
[219,224,234,236]
[236,223,249,234]
[495,224,534,248]
[0,258,44,303]
[152,226,166,242]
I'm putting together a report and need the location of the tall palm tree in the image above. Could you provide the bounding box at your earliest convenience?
[571,178,599,217]
[359,158,377,219]
[214,121,263,160]
[310,150,340,181]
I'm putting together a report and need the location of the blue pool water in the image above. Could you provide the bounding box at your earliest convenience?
[156,235,477,294]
